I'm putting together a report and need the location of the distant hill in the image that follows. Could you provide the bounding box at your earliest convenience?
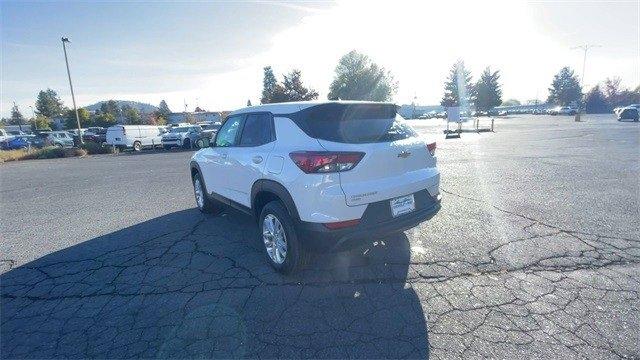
[83,100,159,114]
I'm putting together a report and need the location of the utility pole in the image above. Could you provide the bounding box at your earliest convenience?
[29,105,36,131]
[571,44,601,121]
[61,37,83,144]
[412,94,417,119]
[13,101,23,132]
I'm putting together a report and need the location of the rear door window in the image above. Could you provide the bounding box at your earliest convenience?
[290,103,416,144]
[239,113,273,146]
[215,115,243,147]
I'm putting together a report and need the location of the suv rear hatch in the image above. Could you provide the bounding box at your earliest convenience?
[290,103,438,207]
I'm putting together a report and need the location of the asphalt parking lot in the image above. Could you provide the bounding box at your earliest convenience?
[1,114,638,358]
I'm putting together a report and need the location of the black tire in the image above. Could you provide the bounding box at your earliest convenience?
[182,138,191,149]
[192,171,218,214]
[133,141,142,152]
[259,201,307,274]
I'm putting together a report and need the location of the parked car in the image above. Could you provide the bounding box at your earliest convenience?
[189,101,441,273]
[106,125,165,151]
[614,104,640,116]
[0,129,12,142]
[82,127,107,144]
[40,131,75,148]
[199,123,221,141]
[161,125,202,149]
[7,130,29,137]
[617,107,639,122]
[549,106,577,115]
[1,135,43,150]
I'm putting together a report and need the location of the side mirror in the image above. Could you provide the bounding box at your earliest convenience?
[196,137,211,148]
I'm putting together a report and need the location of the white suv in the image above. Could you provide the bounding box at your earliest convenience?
[190,101,441,273]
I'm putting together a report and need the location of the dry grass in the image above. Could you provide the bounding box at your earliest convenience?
[0,147,87,163]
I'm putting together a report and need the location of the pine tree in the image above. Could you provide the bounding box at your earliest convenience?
[261,66,278,104]
[35,89,64,117]
[585,85,611,114]
[474,67,502,112]
[441,60,474,109]
[282,70,318,101]
[9,104,26,127]
[547,67,582,106]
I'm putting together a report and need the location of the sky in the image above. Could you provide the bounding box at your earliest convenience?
[1,0,638,117]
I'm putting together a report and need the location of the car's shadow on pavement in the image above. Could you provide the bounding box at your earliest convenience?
[1,208,429,359]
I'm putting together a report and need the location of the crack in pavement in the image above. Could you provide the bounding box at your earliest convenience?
[1,191,638,358]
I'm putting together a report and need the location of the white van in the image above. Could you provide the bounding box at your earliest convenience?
[106,125,165,151]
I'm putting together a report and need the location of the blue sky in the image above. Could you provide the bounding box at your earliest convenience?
[1,0,638,117]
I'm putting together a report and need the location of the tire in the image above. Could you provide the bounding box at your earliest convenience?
[133,141,142,152]
[182,138,191,149]
[259,201,307,274]
[192,171,218,214]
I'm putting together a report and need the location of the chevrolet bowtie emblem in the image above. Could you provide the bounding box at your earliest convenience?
[397,150,411,158]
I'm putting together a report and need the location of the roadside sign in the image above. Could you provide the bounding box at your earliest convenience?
[447,107,460,122]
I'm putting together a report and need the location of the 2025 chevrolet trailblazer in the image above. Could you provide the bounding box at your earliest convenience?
[190,101,441,273]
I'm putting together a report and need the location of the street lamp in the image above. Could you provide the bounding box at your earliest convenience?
[571,44,601,122]
[61,36,83,144]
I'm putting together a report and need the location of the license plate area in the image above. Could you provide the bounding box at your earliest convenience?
[390,194,415,217]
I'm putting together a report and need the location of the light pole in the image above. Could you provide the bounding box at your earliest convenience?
[61,37,83,144]
[29,105,36,131]
[13,101,23,132]
[571,44,601,121]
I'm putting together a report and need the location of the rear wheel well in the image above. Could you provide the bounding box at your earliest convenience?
[252,191,282,219]
[190,166,199,179]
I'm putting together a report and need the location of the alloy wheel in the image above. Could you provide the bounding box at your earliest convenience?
[262,214,287,264]
[193,178,204,209]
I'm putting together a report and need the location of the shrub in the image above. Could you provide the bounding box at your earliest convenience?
[81,142,116,155]
[0,146,87,162]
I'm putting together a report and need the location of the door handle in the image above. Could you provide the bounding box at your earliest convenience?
[252,156,263,164]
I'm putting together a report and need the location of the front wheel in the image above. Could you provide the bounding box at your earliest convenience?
[192,172,218,214]
[260,201,307,274]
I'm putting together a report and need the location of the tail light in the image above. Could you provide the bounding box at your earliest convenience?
[426,142,436,156]
[289,151,364,173]
[323,219,360,230]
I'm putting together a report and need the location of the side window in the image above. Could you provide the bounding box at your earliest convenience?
[239,113,272,147]
[215,116,243,147]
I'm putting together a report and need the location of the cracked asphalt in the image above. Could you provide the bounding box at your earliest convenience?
[1,114,638,359]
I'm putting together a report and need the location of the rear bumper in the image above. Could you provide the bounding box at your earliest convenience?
[296,189,441,252]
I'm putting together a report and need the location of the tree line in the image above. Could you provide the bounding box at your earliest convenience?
[2,91,174,131]
[4,51,639,130]
[261,51,639,115]
[439,61,639,113]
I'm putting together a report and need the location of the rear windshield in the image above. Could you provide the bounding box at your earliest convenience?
[289,103,417,144]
